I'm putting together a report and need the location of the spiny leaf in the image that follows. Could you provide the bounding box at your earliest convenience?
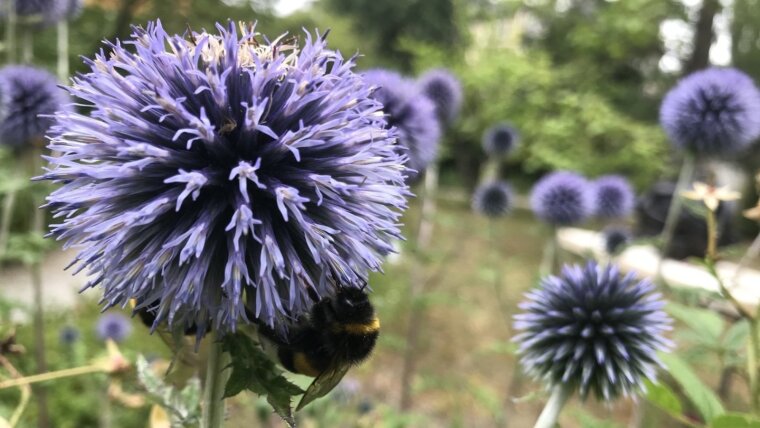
[222,333,304,428]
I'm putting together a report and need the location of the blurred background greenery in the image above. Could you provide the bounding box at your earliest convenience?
[3,0,760,427]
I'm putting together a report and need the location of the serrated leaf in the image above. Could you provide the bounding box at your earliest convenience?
[222,333,304,428]
[644,379,682,418]
[660,352,725,423]
[136,355,201,427]
[710,413,760,428]
[666,302,724,343]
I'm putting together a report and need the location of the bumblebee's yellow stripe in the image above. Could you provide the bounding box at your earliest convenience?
[292,352,321,377]
[339,317,380,335]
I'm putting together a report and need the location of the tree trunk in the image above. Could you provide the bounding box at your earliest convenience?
[684,0,721,73]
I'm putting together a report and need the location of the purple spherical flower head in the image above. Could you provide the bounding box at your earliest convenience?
[0,65,69,150]
[513,261,672,401]
[660,67,760,156]
[59,325,80,345]
[41,22,410,335]
[96,313,132,343]
[418,68,462,124]
[593,175,634,219]
[603,226,631,255]
[364,69,441,182]
[530,171,593,226]
[64,0,83,18]
[482,123,519,157]
[472,180,513,218]
[4,0,70,26]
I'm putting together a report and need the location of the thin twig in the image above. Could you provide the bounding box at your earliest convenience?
[0,355,31,427]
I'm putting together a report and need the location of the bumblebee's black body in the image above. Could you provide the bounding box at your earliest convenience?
[260,287,379,377]
[134,304,200,336]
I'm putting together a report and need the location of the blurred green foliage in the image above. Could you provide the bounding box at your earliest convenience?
[17,0,700,191]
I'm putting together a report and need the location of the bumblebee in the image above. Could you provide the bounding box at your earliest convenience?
[257,287,380,409]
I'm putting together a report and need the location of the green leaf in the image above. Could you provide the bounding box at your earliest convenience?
[710,413,760,428]
[666,302,724,343]
[644,379,682,418]
[135,355,201,427]
[222,333,304,428]
[660,352,725,423]
[723,320,750,351]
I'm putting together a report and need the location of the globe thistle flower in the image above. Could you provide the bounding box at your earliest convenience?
[64,0,83,19]
[41,22,409,335]
[660,67,760,156]
[513,261,672,401]
[0,65,69,149]
[417,68,462,124]
[363,69,441,181]
[4,0,70,26]
[530,171,593,226]
[602,226,631,255]
[59,325,80,345]
[96,313,132,343]
[482,123,519,157]
[592,175,634,219]
[472,180,513,218]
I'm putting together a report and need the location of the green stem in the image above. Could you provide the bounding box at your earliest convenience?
[533,384,573,428]
[201,332,229,428]
[56,21,69,81]
[399,165,439,410]
[656,153,696,284]
[0,187,18,264]
[5,0,15,63]
[21,26,32,64]
[539,226,558,277]
[750,319,760,414]
[0,364,104,389]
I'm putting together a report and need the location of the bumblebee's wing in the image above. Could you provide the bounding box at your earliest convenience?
[295,364,350,411]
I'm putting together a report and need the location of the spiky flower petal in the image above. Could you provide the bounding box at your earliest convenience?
[660,67,760,156]
[418,68,462,124]
[482,123,519,157]
[530,171,593,226]
[514,261,672,401]
[593,175,634,219]
[0,65,69,149]
[41,22,409,335]
[363,69,441,181]
[472,180,513,218]
[96,313,132,343]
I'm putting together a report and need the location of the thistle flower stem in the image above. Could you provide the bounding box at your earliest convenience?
[201,332,229,428]
[56,21,69,81]
[656,153,696,285]
[400,164,439,410]
[4,0,15,63]
[21,26,32,64]
[0,187,18,265]
[539,226,559,277]
[703,209,760,411]
[749,319,760,413]
[534,384,572,428]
